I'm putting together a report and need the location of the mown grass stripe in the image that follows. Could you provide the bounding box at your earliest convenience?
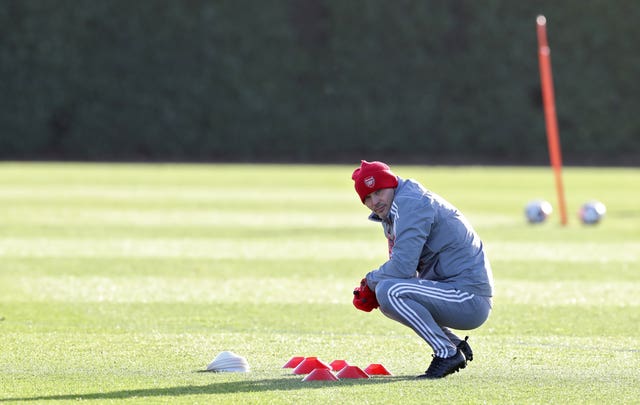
[1,238,637,262]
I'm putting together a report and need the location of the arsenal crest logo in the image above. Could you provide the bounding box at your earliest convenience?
[364,176,375,188]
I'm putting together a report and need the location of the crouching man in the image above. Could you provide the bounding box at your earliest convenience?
[350,160,494,379]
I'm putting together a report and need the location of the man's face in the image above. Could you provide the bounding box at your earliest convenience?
[364,188,395,219]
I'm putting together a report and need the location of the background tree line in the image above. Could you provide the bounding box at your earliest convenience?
[1,0,638,165]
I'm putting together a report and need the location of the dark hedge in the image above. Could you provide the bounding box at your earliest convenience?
[1,0,638,165]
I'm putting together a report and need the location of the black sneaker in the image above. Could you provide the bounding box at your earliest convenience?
[417,349,466,379]
[457,336,473,362]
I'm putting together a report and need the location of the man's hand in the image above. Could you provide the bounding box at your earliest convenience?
[352,278,379,312]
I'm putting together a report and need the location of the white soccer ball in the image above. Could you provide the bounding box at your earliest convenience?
[579,200,606,225]
[525,200,553,224]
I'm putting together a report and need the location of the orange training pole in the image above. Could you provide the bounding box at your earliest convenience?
[536,15,568,226]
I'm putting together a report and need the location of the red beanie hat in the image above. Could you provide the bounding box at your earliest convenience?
[351,160,399,203]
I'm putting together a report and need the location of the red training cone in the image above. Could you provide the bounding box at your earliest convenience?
[364,363,392,376]
[336,365,369,379]
[282,356,305,368]
[302,368,339,382]
[329,359,349,372]
[293,357,331,375]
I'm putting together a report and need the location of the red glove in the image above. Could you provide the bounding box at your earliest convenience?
[352,278,379,312]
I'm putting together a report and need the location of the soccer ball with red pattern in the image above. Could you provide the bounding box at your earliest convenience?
[579,201,606,225]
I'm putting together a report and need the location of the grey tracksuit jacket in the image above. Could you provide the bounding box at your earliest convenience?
[365,177,494,298]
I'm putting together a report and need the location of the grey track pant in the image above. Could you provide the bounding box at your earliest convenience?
[375,278,492,358]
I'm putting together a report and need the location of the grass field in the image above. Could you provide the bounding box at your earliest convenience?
[1,163,639,404]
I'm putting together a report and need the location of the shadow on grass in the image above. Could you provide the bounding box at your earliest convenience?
[1,375,412,402]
